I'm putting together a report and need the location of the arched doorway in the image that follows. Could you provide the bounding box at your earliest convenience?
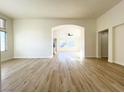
[52,25,85,60]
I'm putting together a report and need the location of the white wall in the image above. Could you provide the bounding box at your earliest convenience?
[14,19,96,58]
[0,14,13,62]
[97,0,124,64]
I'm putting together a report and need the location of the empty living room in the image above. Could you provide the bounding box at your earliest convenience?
[0,0,124,92]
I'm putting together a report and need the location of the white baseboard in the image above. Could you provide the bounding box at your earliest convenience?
[1,58,14,63]
[14,56,53,59]
[96,57,101,59]
[85,56,97,58]
[108,59,114,63]
[108,60,124,66]
[114,61,124,66]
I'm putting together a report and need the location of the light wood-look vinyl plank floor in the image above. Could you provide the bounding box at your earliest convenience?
[1,53,124,92]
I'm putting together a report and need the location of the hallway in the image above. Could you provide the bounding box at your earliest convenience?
[1,52,124,92]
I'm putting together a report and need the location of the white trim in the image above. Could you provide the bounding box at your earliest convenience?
[85,56,96,58]
[14,56,53,59]
[114,61,124,66]
[96,56,101,58]
[1,58,13,62]
[108,59,113,63]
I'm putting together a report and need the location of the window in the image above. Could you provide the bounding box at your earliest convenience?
[59,37,76,48]
[0,18,6,29]
[0,31,6,51]
[0,18,6,52]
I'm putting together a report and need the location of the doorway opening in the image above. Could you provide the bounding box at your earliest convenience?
[52,25,85,60]
[98,29,109,59]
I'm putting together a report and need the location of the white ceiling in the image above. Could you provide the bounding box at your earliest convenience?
[0,0,121,19]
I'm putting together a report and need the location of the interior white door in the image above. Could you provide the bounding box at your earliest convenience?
[114,24,124,66]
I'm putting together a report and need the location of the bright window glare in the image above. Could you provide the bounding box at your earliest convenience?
[60,37,75,48]
[0,31,6,51]
[0,19,5,28]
